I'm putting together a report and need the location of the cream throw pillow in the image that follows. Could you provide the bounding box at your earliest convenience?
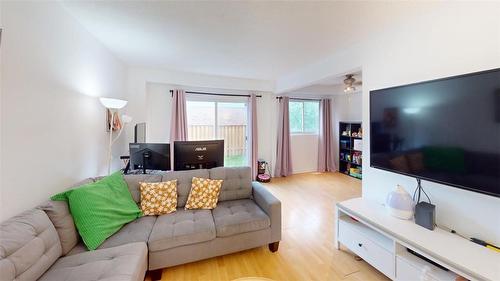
[139,180,178,215]
[185,177,224,210]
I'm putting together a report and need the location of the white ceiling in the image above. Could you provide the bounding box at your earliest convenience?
[289,71,362,96]
[289,84,344,96]
[315,72,362,86]
[62,1,432,81]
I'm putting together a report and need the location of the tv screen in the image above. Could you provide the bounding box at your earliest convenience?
[129,143,170,171]
[370,68,500,197]
[174,140,224,171]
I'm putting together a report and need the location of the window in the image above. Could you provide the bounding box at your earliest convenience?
[289,100,319,134]
[186,100,248,167]
[186,101,216,139]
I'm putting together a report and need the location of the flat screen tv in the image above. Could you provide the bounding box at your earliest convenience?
[174,140,224,171]
[129,143,170,173]
[370,68,500,197]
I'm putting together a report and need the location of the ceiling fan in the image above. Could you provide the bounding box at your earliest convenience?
[343,74,362,93]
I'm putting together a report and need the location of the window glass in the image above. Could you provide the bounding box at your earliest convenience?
[186,101,216,140]
[217,102,248,167]
[289,100,319,134]
[289,101,303,133]
[304,101,319,133]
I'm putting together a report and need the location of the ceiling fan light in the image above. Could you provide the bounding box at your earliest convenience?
[344,75,355,85]
[344,85,356,93]
[343,74,358,93]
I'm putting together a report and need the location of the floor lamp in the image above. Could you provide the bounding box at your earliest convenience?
[99,97,130,175]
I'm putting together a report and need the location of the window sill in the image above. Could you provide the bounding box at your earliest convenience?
[291,132,319,136]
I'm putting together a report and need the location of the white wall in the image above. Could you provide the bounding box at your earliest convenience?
[145,83,172,143]
[290,134,318,173]
[258,94,278,174]
[332,92,362,169]
[276,2,500,245]
[0,17,4,213]
[0,2,127,221]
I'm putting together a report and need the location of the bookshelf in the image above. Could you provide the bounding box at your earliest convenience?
[339,122,362,179]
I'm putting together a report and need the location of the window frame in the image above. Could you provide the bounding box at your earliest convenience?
[289,99,320,135]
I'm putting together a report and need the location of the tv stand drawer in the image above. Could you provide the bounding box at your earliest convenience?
[338,216,395,279]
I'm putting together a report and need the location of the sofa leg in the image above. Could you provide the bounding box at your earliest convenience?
[268,241,279,253]
[148,269,163,280]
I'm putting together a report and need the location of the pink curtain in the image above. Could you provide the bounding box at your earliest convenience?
[170,89,188,169]
[318,98,336,172]
[249,94,258,179]
[275,97,293,177]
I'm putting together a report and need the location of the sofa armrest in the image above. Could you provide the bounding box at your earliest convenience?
[252,181,281,243]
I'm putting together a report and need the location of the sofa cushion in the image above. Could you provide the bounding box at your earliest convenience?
[98,216,157,250]
[212,199,270,237]
[209,167,252,202]
[185,177,224,210]
[66,243,88,256]
[38,242,147,281]
[0,209,62,281]
[139,180,178,215]
[38,178,94,255]
[51,172,142,250]
[123,174,163,203]
[148,209,215,251]
[37,201,80,256]
[162,169,209,207]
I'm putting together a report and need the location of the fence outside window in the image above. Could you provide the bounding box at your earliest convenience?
[188,124,247,166]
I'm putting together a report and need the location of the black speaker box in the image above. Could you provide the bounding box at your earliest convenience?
[415,201,435,230]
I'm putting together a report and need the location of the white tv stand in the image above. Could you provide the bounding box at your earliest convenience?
[335,198,499,281]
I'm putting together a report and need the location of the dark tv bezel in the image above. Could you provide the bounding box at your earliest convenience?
[369,67,500,198]
[129,142,171,171]
[173,140,225,170]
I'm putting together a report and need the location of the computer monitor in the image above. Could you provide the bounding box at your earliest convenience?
[174,140,224,171]
[129,143,170,174]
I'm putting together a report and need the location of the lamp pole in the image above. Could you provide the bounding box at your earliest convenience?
[107,112,132,175]
[107,109,115,175]
[99,97,129,175]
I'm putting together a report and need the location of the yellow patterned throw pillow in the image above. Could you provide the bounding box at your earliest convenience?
[139,180,178,215]
[185,177,224,210]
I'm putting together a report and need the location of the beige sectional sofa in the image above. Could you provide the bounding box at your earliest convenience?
[0,167,281,281]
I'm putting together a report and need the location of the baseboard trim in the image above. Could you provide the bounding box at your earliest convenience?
[291,169,318,174]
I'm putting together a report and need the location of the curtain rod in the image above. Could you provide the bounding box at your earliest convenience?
[276,96,322,101]
[170,90,262,98]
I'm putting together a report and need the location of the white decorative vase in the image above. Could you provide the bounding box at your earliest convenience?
[386,185,414,220]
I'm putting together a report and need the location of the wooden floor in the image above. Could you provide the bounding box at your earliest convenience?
[146,172,389,281]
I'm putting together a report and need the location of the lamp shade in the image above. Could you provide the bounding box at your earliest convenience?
[99,97,128,109]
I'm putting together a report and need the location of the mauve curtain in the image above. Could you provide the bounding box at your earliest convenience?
[170,89,188,168]
[275,96,292,177]
[249,94,258,179]
[318,98,336,172]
